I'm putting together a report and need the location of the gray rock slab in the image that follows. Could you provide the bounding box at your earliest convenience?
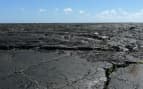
[108,64,143,89]
[0,50,112,89]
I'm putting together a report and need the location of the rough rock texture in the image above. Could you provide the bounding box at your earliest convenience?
[0,23,143,89]
[0,50,112,89]
[108,64,143,89]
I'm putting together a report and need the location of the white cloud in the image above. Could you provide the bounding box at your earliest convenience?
[64,8,73,14]
[95,8,143,22]
[79,10,85,14]
[39,9,47,13]
[96,9,128,18]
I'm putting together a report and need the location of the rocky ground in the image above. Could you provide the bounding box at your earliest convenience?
[0,23,143,89]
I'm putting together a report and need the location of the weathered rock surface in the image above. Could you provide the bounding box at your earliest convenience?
[108,64,143,89]
[0,50,112,89]
[0,23,143,89]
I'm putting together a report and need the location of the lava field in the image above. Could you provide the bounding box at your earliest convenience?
[0,23,143,89]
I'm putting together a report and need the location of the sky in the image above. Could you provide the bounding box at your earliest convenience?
[1,0,143,23]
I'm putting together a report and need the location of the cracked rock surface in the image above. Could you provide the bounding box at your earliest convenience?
[0,50,112,89]
[0,23,143,89]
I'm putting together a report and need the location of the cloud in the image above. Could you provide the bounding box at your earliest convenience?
[79,10,85,14]
[95,8,143,22]
[96,9,128,18]
[39,9,47,13]
[64,8,73,14]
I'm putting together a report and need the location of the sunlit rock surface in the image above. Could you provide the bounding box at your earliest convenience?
[108,64,143,89]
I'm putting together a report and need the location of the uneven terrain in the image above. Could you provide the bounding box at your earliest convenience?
[0,23,143,89]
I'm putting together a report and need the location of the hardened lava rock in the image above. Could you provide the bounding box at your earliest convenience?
[0,23,143,89]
